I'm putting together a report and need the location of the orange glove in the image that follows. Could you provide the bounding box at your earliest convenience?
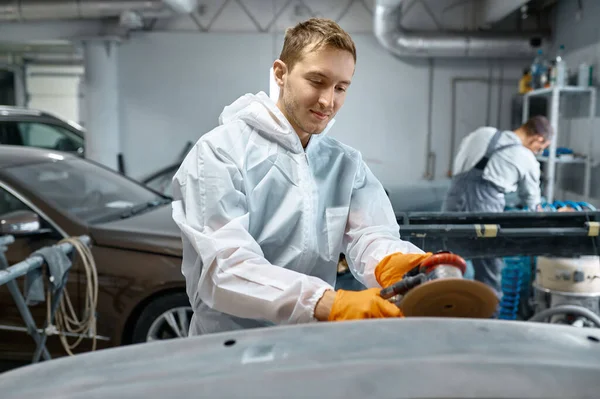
[374,252,433,288]
[328,288,403,321]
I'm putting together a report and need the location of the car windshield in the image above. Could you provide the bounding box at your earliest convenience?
[4,157,168,224]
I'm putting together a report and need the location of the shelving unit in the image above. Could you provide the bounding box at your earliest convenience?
[535,155,587,164]
[523,86,597,203]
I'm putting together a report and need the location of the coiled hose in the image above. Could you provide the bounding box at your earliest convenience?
[46,237,99,356]
[529,305,600,328]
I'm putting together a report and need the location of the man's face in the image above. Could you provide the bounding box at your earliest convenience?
[275,45,355,138]
[524,134,550,154]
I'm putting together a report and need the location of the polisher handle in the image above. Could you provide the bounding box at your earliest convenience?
[420,252,467,275]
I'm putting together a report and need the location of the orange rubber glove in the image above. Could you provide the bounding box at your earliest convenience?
[374,252,433,288]
[328,288,403,321]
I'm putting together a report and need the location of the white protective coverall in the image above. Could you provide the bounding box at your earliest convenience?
[171,91,424,335]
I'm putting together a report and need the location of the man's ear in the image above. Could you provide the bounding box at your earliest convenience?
[272,60,287,88]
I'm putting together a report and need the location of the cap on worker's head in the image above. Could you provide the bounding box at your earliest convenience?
[523,115,553,140]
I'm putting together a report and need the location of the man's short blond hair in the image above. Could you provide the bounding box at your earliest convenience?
[279,18,357,71]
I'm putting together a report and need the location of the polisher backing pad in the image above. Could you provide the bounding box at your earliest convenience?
[399,279,498,318]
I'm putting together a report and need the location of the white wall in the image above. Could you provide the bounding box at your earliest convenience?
[7,0,526,211]
[551,0,600,204]
[118,32,274,177]
[118,31,523,199]
[25,65,83,124]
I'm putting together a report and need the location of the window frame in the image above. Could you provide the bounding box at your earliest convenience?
[0,117,84,154]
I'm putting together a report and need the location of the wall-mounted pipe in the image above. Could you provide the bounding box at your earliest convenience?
[374,0,543,59]
[0,0,195,21]
[424,58,435,180]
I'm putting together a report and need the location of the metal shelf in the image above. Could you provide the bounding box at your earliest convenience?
[522,85,597,203]
[525,86,596,97]
[536,155,587,164]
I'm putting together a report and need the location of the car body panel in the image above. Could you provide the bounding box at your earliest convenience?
[0,319,599,398]
[88,244,184,343]
[90,205,182,257]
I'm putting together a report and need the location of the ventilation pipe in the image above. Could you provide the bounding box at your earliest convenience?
[0,0,196,21]
[374,0,543,58]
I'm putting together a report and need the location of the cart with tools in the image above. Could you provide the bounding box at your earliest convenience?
[395,211,600,259]
[387,211,600,324]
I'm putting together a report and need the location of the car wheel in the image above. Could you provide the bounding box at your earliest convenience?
[131,292,193,344]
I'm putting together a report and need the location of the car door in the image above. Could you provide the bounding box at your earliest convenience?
[0,186,73,359]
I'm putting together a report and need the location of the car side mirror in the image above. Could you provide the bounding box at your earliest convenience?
[0,210,45,236]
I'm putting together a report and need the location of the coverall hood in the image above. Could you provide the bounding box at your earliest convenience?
[218,91,335,153]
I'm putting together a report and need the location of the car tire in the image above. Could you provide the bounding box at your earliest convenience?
[131,292,193,344]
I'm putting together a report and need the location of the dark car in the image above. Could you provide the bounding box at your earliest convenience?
[0,145,189,361]
[0,106,85,155]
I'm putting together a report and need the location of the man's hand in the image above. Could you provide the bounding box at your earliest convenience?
[314,290,336,321]
[375,252,432,288]
[314,288,402,321]
[557,206,575,212]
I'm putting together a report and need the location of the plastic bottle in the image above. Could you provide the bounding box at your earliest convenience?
[554,45,567,87]
[530,49,546,89]
[549,60,557,86]
[519,68,532,94]
[578,63,590,87]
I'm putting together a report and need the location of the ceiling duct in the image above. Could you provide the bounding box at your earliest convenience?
[374,0,544,59]
[0,0,196,22]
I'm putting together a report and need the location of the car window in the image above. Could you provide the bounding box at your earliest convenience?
[4,158,166,224]
[17,122,83,152]
[0,187,30,216]
[0,121,83,152]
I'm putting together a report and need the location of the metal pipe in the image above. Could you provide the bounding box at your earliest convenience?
[497,62,504,127]
[0,236,90,286]
[409,210,600,220]
[424,57,435,179]
[0,324,111,341]
[448,77,457,177]
[545,87,560,203]
[0,1,193,21]
[0,235,15,248]
[0,249,51,360]
[374,0,543,59]
[584,89,596,200]
[486,63,493,126]
[399,225,597,238]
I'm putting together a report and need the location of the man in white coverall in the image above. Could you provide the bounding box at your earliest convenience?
[442,116,553,298]
[171,18,433,335]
